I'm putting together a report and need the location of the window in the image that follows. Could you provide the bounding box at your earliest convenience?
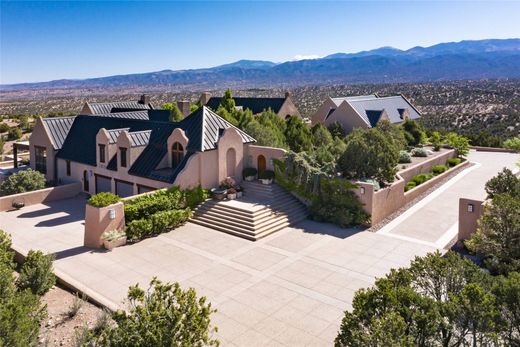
[99,144,106,163]
[66,160,71,176]
[468,204,474,213]
[34,146,47,173]
[171,142,184,168]
[120,147,127,168]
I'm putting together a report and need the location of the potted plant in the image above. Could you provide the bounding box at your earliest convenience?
[235,185,243,198]
[11,198,25,210]
[220,177,236,189]
[242,167,257,182]
[258,170,275,185]
[227,188,237,200]
[102,229,127,251]
[210,187,227,200]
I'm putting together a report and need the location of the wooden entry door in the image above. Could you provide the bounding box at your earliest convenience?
[257,155,266,175]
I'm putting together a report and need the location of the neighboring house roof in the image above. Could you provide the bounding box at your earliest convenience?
[347,95,421,126]
[84,101,153,115]
[91,110,150,120]
[206,97,286,114]
[331,95,377,107]
[56,106,255,183]
[41,116,76,150]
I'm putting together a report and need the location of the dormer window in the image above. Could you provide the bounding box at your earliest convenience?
[172,142,184,168]
[99,144,106,163]
[120,147,127,168]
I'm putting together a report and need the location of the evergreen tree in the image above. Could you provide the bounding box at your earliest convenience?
[284,115,312,152]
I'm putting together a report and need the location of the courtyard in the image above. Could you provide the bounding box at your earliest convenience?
[0,149,518,346]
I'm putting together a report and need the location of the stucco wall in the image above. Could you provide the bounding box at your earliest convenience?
[217,128,244,184]
[311,98,337,126]
[0,182,82,212]
[29,118,56,182]
[324,101,369,133]
[399,149,456,183]
[245,145,287,171]
[458,198,485,241]
[84,201,125,248]
[278,97,301,119]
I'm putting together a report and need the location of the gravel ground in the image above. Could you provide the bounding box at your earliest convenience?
[38,285,104,347]
[366,161,473,235]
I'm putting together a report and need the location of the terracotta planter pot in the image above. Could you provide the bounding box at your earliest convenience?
[103,236,127,251]
[227,193,237,200]
[260,178,273,185]
[244,176,255,182]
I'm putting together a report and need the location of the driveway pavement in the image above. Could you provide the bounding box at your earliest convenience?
[1,149,516,346]
[378,150,519,247]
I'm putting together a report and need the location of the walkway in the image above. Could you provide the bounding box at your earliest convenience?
[378,150,519,247]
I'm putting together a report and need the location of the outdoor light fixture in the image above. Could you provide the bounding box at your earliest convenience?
[467,204,474,213]
[360,187,365,195]
[109,208,116,220]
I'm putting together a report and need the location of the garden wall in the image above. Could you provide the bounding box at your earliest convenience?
[458,198,485,241]
[0,182,82,211]
[399,149,456,182]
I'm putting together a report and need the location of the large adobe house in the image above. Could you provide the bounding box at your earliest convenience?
[29,101,285,197]
[200,91,301,119]
[312,94,421,132]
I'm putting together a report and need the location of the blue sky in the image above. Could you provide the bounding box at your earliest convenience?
[1,1,519,84]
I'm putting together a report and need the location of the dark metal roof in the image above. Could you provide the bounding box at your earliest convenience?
[91,111,150,120]
[206,97,286,114]
[41,116,76,149]
[107,128,129,144]
[56,106,255,183]
[85,102,152,115]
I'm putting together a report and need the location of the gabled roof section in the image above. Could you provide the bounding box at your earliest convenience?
[41,116,76,149]
[206,97,286,114]
[107,128,130,144]
[85,101,153,115]
[366,110,384,127]
[180,106,256,152]
[91,110,150,120]
[129,130,151,147]
[331,95,376,106]
[347,95,421,125]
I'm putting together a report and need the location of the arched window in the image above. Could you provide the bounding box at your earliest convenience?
[172,142,184,168]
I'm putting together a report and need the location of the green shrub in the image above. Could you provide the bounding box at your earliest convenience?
[184,186,209,209]
[124,187,184,223]
[447,157,462,167]
[503,137,520,151]
[432,165,448,175]
[411,147,428,157]
[125,219,153,241]
[259,170,275,180]
[404,181,417,192]
[412,173,433,185]
[398,150,411,163]
[7,127,22,140]
[88,192,120,207]
[242,167,257,178]
[0,169,46,196]
[16,250,55,296]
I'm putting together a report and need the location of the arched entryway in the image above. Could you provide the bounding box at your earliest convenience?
[257,155,266,175]
[83,170,89,192]
[226,148,236,177]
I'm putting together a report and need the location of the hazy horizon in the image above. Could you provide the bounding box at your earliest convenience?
[1,1,519,84]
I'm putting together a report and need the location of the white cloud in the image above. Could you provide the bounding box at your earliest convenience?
[292,54,323,61]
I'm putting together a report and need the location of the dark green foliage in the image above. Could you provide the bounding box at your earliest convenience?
[377,120,407,151]
[0,230,46,347]
[446,132,470,157]
[124,187,183,223]
[88,278,218,346]
[411,147,428,157]
[243,109,286,149]
[309,179,370,227]
[327,121,345,139]
[258,170,274,180]
[17,250,55,296]
[184,186,209,209]
[411,173,433,185]
[336,251,519,347]
[432,164,448,175]
[402,119,425,146]
[0,123,10,133]
[7,127,22,140]
[430,131,442,151]
[219,89,235,113]
[338,128,399,183]
[404,181,416,192]
[484,168,520,199]
[87,192,120,207]
[162,103,184,121]
[125,219,153,241]
[503,137,520,151]
[399,150,411,163]
[284,115,312,152]
[447,157,462,167]
[242,167,257,178]
[466,194,520,275]
[0,169,46,196]
[311,123,334,148]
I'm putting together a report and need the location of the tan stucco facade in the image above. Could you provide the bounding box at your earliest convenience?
[322,101,370,133]
[458,198,485,241]
[29,117,57,183]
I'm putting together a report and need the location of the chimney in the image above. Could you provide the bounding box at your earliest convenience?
[285,91,292,99]
[177,101,191,117]
[199,92,211,105]
[139,94,150,105]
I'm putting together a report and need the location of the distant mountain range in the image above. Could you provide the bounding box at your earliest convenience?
[2,39,520,91]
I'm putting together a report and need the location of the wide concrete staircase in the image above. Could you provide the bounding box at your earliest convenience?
[191,181,308,241]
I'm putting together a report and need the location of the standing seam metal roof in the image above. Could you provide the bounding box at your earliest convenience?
[206,97,286,114]
[41,116,76,149]
[86,102,152,114]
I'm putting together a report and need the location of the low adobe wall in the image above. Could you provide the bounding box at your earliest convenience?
[399,149,456,183]
[0,182,82,212]
[458,198,485,241]
[470,146,517,153]
[246,145,287,171]
[84,201,125,248]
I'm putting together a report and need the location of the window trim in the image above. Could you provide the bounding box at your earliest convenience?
[98,144,106,163]
[34,145,47,174]
[120,147,127,168]
[171,142,184,168]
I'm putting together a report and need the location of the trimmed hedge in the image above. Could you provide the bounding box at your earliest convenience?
[404,181,416,192]
[412,173,433,185]
[447,158,462,167]
[125,208,192,241]
[124,187,183,223]
[88,192,120,207]
[432,165,448,175]
[242,167,257,178]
